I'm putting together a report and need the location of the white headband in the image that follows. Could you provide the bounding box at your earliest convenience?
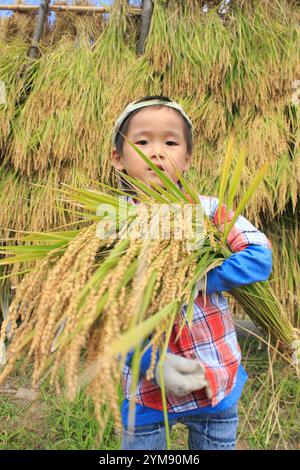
[112,98,193,147]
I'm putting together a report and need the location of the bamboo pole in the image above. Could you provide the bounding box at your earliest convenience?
[0,4,142,14]
[28,0,50,59]
[137,0,153,56]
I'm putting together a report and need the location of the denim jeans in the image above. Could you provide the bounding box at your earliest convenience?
[121,403,239,450]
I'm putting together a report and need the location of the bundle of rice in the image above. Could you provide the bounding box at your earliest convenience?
[0,17,6,42]
[0,38,34,150]
[2,0,299,222]
[44,1,105,49]
[0,138,298,440]
[267,210,300,330]
[4,0,136,180]
[0,2,37,44]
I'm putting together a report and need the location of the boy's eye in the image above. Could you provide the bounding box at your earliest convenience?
[136,140,178,145]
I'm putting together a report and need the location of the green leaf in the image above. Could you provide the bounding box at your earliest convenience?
[141,179,181,204]
[226,145,246,213]
[173,164,199,205]
[0,243,66,254]
[222,162,270,242]
[120,172,170,204]
[22,231,79,242]
[218,132,235,225]
[0,269,31,281]
[0,252,51,265]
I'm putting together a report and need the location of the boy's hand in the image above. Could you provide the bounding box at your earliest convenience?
[155,352,212,399]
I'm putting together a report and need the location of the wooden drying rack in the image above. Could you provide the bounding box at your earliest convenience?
[0,4,142,14]
[0,1,153,58]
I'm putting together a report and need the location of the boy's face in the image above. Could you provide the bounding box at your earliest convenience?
[112,107,192,189]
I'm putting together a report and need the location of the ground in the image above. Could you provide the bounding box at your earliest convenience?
[0,335,299,450]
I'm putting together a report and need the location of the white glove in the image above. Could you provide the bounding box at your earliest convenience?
[193,276,206,299]
[0,339,6,365]
[155,352,212,399]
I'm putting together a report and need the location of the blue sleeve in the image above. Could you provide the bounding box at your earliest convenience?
[205,245,272,295]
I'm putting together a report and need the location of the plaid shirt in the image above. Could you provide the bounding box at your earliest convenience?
[122,194,272,412]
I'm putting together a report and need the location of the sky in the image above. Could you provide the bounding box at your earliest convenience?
[0,1,231,19]
[0,1,142,19]
[0,1,232,26]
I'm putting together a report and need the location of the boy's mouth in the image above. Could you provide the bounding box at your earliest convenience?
[149,164,165,171]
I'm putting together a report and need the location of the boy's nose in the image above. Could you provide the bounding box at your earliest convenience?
[150,155,166,169]
[150,148,166,160]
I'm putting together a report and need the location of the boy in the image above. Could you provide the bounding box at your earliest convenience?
[111,96,272,450]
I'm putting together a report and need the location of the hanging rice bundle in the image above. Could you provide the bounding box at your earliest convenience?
[92,1,143,181]
[143,1,232,100]
[184,2,232,100]
[234,108,299,221]
[0,139,298,438]
[44,0,105,49]
[0,38,32,150]
[0,166,30,306]
[0,3,37,44]
[142,0,193,95]
[0,165,32,237]
[4,0,137,180]
[142,0,174,73]
[267,211,300,329]
[223,0,300,115]
[44,1,79,47]
[0,18,6,42]
[4,37,102,178]
[93,0,136,83]
[191,93,228,143]
[188,106,299,226]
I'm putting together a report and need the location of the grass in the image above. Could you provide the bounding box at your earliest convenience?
[0,335,298,450]
[237,337,300,450]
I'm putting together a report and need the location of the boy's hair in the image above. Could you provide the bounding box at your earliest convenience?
[115,95,193,157]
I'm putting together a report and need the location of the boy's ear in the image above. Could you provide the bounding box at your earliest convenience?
[111,147,125,170]
[183,153,192,172]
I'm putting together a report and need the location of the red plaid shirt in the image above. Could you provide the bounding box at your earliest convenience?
[122,195,272,412]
